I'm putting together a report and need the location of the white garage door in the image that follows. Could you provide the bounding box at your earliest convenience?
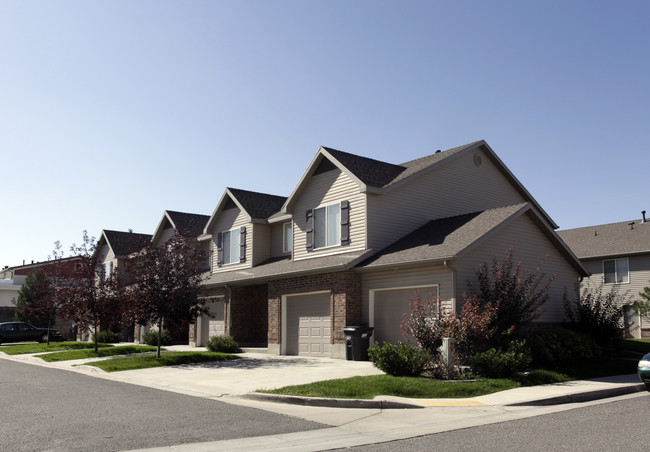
[373,286,437,345]
[201,299,225,345]
[285,293,331,356]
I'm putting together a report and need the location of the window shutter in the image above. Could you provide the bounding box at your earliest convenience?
[305,209,314,252]
[239,226,247,263]
[341,200,350,246]
[216,232,223,267]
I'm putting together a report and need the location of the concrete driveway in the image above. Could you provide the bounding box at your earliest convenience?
[5,346,384,399]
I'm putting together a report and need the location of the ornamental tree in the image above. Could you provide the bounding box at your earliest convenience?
[471,248,556,348]
[56,231,131,352]
[126,230,209,358]
[13,268,57,343]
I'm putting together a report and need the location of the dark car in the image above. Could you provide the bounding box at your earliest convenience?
[637,353,650,390]
[0,322,63,345]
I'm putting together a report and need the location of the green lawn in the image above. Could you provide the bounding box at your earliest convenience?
[0,341,111,355]
[84,351,242,372]
[258,357,638,400]
[38,345,158,362]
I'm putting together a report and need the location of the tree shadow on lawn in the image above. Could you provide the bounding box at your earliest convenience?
[172,355,340,371]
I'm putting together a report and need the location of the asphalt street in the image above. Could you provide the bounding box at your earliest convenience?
[338,393,650,451]
[0,359,325,452]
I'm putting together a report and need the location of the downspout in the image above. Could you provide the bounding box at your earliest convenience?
[443,260,457,312]
[225,284,232,336]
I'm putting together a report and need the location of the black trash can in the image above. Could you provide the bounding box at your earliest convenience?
[343,326,374,361]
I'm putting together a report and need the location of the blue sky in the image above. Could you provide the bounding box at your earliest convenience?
[1,1,649,268]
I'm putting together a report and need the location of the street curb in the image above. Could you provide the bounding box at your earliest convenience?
[241,392,425,409]
[505,383,646,406]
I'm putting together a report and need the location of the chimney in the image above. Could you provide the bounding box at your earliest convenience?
[643,210,647,223]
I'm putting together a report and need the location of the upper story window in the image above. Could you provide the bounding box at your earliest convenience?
[223,229,240,264]
[283,222,292,253]
[217,227,246,267]
[306,201,349,252]
[315,204,341,248]
[604,258,629,284]
[105,261,113,278]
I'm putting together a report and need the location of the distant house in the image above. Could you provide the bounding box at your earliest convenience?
[0,257,83,326]
[558,215,650,338]
[95,230,152,341]
[196,140,587,358]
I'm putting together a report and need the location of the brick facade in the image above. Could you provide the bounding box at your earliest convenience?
[268,270,362,346]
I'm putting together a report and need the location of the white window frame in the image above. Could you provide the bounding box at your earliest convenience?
[603,258,629,284]
[282,222,292,253]
[314,203,341,249]
[222,228,240,265]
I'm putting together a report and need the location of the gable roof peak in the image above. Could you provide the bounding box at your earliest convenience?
[319,146,407,188]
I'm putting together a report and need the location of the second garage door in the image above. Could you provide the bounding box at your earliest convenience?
[372,286,438,345]
[285,292,331,356]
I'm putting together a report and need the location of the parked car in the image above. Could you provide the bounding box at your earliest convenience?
[0,322,63,345]
[637,353,650,390]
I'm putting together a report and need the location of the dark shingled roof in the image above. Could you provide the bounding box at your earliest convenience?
[166,211,210,238]
[359,204,528,269]
[103,230,152,257]
[558,219,650,259]
[322,141,482,189]
[228,188,287,220]
[202,250,372,286]
[321,147,407,188]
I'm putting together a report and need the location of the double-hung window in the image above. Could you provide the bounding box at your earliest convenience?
[604,258,629,284]
[315,203,341,248]
[306,200,350,252]
[222,228,240,265]
[283,222,292,253]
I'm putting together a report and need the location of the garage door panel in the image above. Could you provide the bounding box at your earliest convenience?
[374,287,437,345]
[286,293,331,357]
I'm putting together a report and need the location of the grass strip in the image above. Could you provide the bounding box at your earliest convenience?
[258,374,520,399]
[38,345,158,362]
[84,351,241,372]
[0,341,112,355]
[258,358,636,400]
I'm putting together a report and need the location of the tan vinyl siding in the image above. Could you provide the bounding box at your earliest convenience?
[292,168,366,261]
[368,149,525,251]
[270,222,291,258]
[580,254,650,304]
[454,213,580,323]
[361,265,454,325]
[252,223,271,266]
[210,207,252,273]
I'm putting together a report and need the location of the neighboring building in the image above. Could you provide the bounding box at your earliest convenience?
[197,140,587,358]
[0,257,83,327]
[558,215,650,338]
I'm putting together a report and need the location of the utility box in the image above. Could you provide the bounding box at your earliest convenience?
[441,337,455,367]
[343,326,374,361]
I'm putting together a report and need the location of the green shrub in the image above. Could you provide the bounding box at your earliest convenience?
[142,329,173,346]
[92,330,122,344]
[206,335,240,353]
[528,328,601,366]
[368,342,430,377]
[564,284,633,347]
[470,340,532,378]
